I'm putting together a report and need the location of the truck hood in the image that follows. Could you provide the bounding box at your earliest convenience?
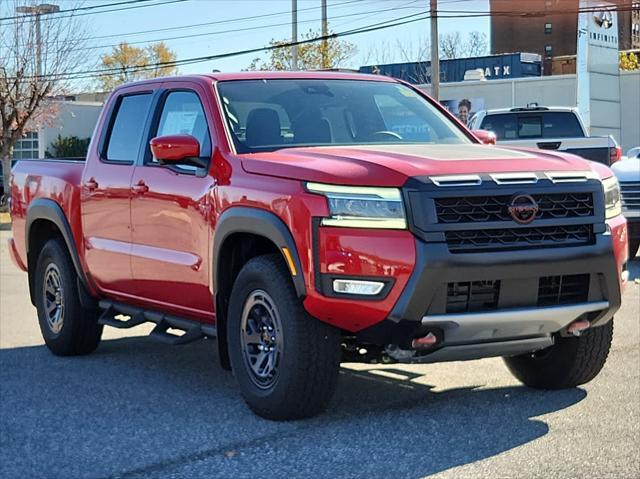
[240,144,595,186]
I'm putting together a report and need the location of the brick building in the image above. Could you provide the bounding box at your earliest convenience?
[490,0,640,73]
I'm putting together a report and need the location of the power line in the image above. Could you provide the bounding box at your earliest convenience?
[20,10,433,82]
[80,0,366,42]
[0,0,189,24]
[7,2,636,82]
[49,2,423,52]
[0,0,156,21]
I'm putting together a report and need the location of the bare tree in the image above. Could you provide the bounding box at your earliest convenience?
[361,40,399,66]
[439,32,462,60]
[465,31,489,58]
[439,31,488,59]
[362,37,433,84]
[0,1,93,207]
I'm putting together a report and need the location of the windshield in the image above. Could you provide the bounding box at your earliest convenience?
[217,79,471,153]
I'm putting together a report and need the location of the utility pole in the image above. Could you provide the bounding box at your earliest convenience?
[291,0,298,70]
[15,3,60,81]
[429,0,440,100]
[321,0,328,68]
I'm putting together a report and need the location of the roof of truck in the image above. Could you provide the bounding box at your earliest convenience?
[479,106,578,115]
[114,71,399,89]
[205,70,398,82]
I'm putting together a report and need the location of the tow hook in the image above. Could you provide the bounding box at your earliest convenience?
[567,319,591,337]
[411,332,439,349]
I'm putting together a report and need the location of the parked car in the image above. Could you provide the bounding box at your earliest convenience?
[612,148,640,258]
[468,106,621,165]
[8,72,629,420]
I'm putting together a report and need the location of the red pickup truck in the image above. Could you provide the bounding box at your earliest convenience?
[8,72,629,420]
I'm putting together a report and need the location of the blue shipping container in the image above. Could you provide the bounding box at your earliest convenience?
[359,53,542,84]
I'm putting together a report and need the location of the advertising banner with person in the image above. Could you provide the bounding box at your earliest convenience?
[441,98,485,127]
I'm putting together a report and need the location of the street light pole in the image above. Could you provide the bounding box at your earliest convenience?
[321,0,328,68]
[291,0,298,70]
[429,0,440,100]
[15,3,60,80]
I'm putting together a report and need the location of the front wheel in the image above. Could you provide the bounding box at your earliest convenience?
[227,254,341,420]
[504,320,613,389]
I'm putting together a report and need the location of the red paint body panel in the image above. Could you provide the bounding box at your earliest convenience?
[306,228,416,331]
[608,214,629,291]
[7,238,27,271]
[150,134,200,162]
[8,72,628,334]
[240,145,592,187]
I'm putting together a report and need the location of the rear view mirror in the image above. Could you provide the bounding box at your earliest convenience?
[150,135,205,167]
[471,129,497,145]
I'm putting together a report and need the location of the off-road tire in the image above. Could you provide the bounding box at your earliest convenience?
[629,238,639,259]
[504,320,614,389]
[34,238,103,356]
[227,254,341,420]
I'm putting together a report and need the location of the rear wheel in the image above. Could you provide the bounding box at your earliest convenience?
[227,254,341,420]
[34,239,103,356]
[504,320,613,389]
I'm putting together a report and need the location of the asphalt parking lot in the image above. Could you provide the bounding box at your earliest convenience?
[1,228,638,479]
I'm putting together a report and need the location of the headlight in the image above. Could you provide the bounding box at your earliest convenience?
[306,182,406,229]
[602,176,621,219]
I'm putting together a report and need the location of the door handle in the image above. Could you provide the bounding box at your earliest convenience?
[84,178,99,191]
[132,180,149,194]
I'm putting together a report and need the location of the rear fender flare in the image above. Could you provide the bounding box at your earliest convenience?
[25,199,93,304]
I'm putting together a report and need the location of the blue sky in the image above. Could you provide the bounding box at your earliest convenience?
[54,0,490,74]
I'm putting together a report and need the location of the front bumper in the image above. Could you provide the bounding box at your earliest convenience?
[356,229,623,362]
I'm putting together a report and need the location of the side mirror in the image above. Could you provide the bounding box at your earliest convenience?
[471,129,497,145]
[150,134,205,167]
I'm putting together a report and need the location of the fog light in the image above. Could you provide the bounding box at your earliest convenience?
[332,279,384,296]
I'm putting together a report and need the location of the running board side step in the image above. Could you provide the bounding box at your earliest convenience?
[98,300,216,345]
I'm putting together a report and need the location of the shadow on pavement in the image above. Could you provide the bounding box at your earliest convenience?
[0,336,586,479]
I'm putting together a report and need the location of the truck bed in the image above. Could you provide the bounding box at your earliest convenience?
[9,158,86,272]
[497,136,615,165]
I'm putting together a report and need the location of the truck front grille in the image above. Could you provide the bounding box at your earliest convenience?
[435,192,594,224]
[443,274,590,313]
[446,280,500,313]
[445,224,594,253]
[538,274,590,306]
[620,182,640,210]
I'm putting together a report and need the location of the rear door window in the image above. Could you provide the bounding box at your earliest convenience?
[105,94,153,163]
